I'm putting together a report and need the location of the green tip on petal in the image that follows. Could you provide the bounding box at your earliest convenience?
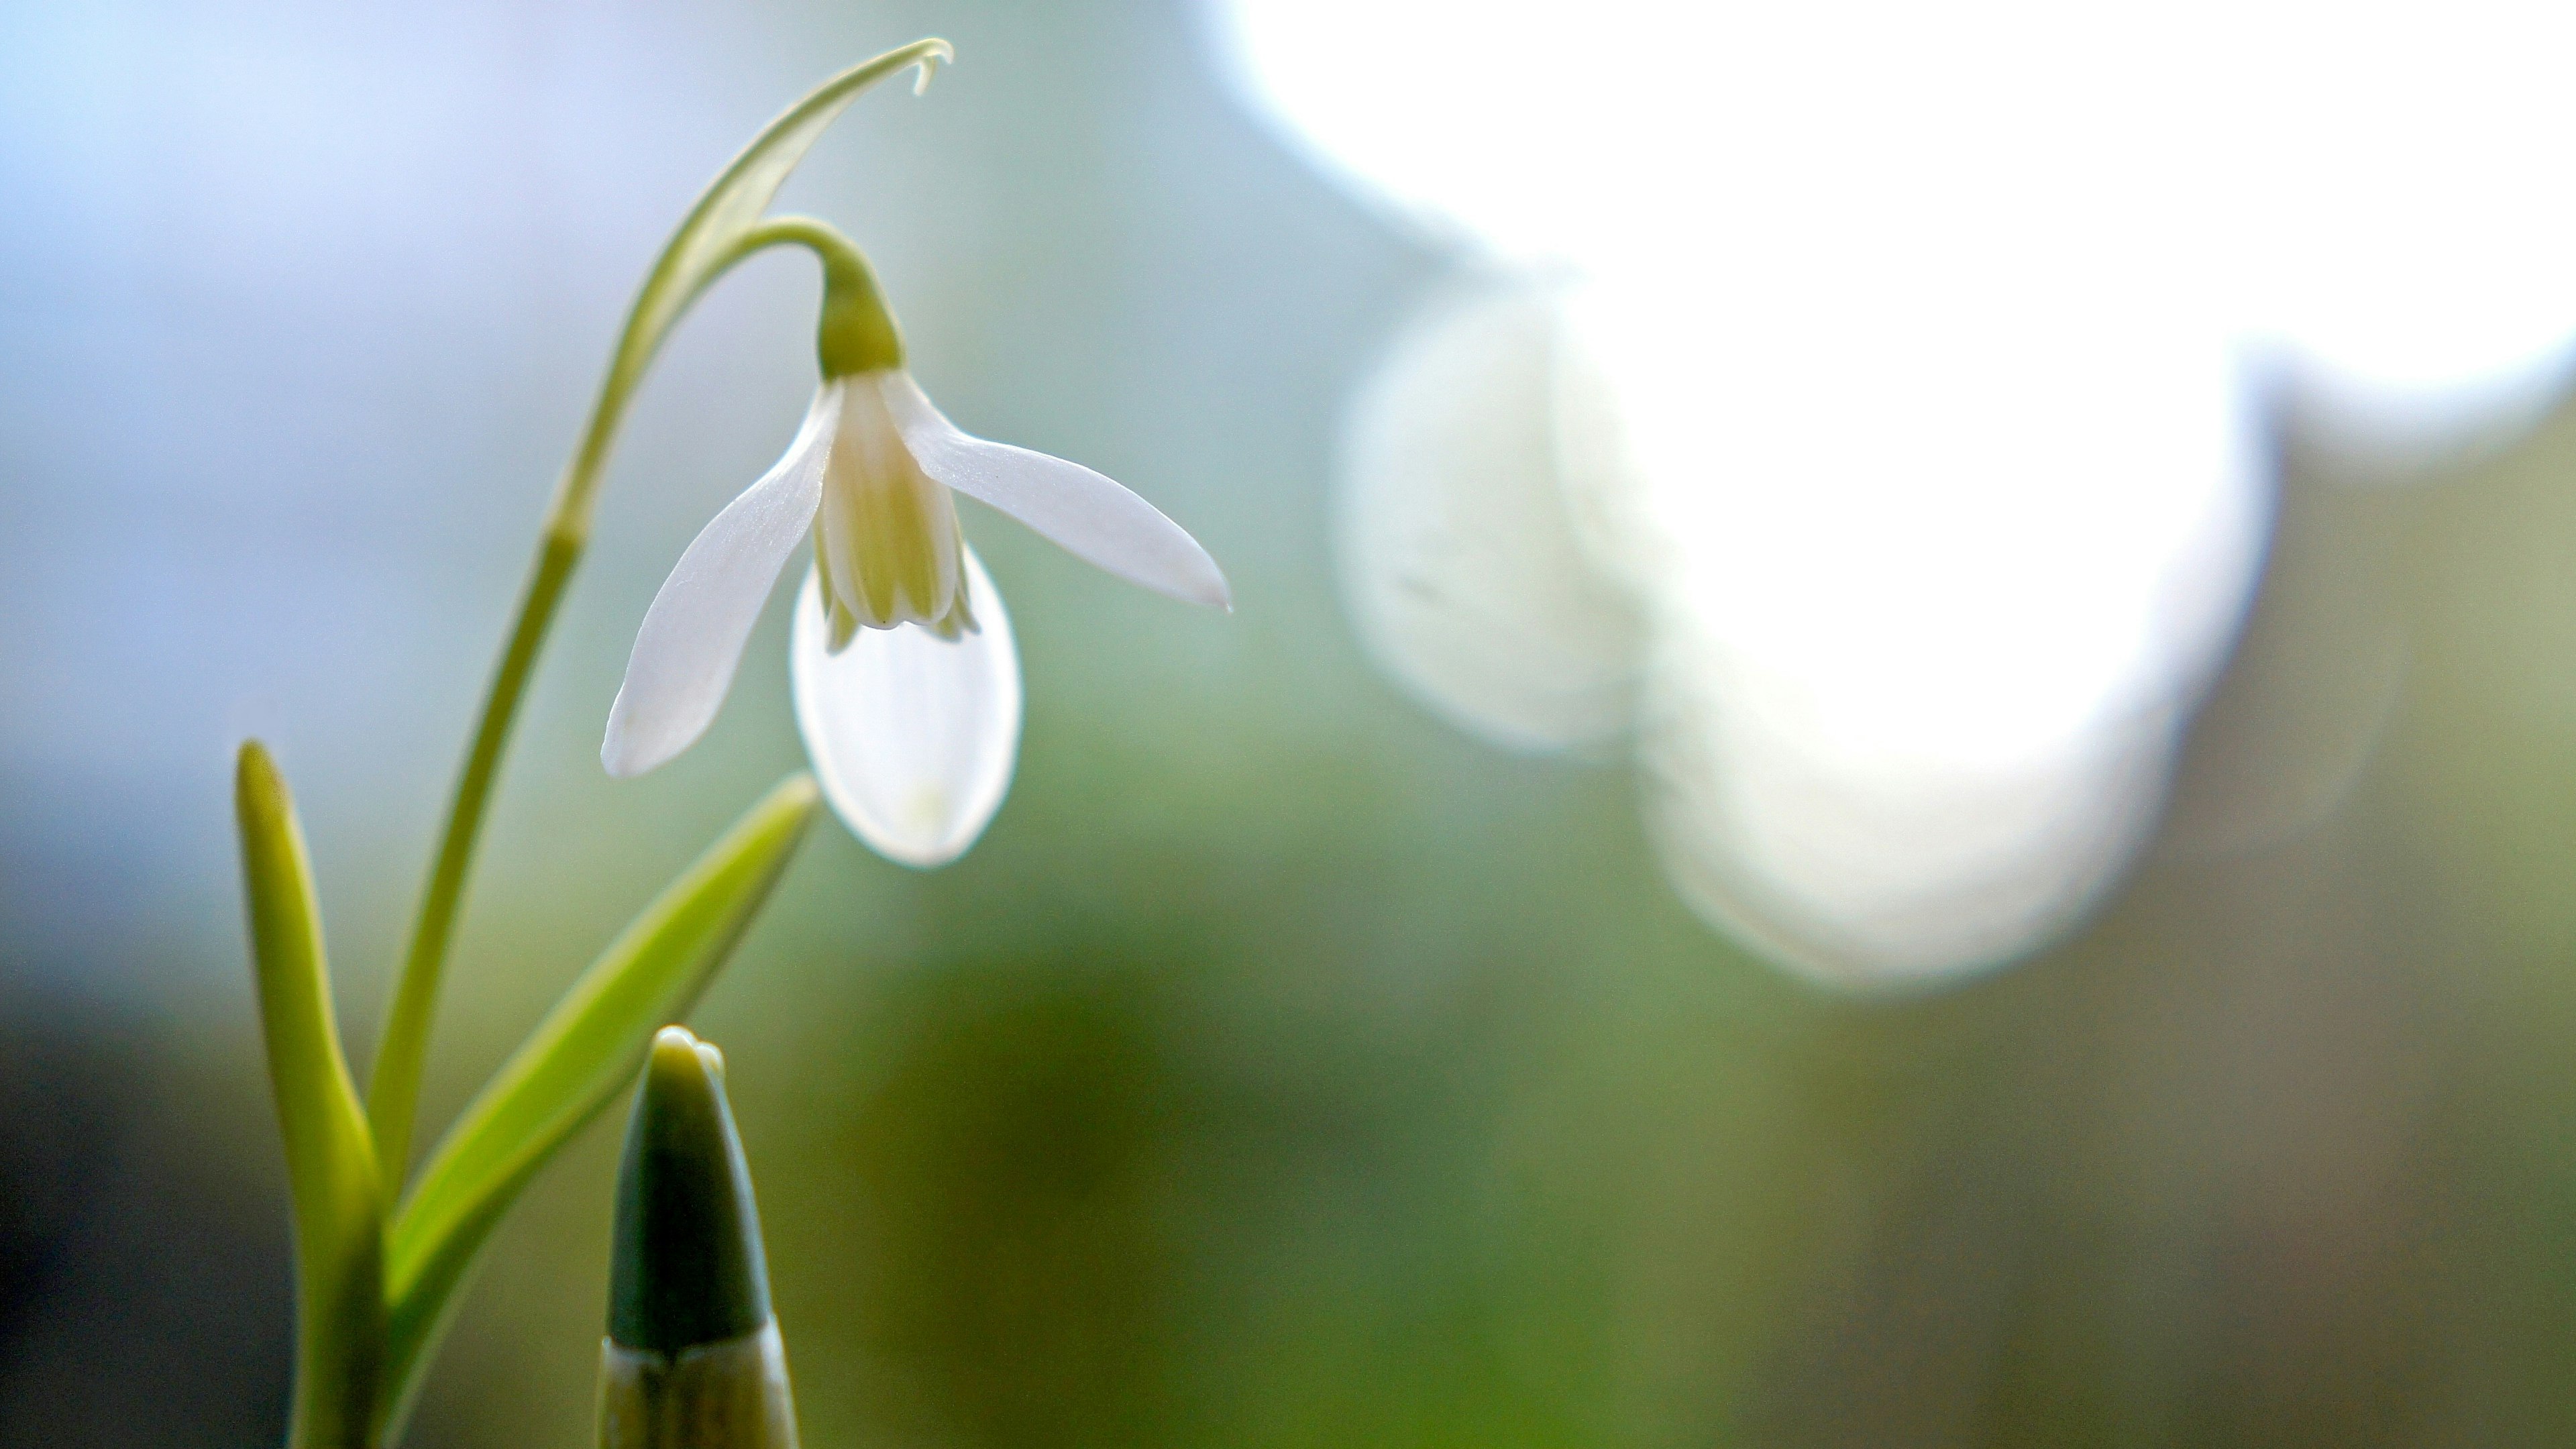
[609,1026,773,1354]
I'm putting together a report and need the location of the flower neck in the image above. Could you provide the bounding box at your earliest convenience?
[733,215,906,378]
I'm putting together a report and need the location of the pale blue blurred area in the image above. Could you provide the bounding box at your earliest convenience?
[0,0,1442,1002]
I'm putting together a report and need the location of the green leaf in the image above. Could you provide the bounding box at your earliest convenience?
[235,742,385,1449]
[376,774,820,1439]
[553,36,951,537]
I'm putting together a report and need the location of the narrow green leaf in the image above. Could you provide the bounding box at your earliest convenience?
[376,774,820,1439]
[235,742,384,1449]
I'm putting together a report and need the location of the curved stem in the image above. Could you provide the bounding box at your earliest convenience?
[364,36,949,1193]
[365,230,853,1184]
[731,216,906,376]
[368,240,677,1182]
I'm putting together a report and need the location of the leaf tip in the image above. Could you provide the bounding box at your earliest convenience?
[235,739,292,826]
[777,771,822,819]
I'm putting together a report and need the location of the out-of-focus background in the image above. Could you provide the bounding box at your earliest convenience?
[11,0,2576,1444]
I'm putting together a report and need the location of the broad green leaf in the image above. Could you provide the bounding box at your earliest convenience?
[377,774,820,1438]
[235,742,385,1449]
[555,36,951,536]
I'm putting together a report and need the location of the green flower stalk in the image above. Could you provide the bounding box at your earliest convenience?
[596,1028,798,1449]
[369,38,957,1187]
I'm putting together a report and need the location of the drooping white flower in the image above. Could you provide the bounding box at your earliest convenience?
[603,366,1228,865]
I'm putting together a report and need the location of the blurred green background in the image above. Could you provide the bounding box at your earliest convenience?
[9,1,2576,1444]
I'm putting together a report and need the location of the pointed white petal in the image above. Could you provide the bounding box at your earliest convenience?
[601,389,836,777]
[875,371,1232,609]
[790,549,1022,867]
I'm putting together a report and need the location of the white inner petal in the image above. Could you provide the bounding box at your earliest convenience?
[789,549,1022,867]
[815,376,967,629]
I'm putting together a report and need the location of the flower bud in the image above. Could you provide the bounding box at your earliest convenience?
[596,1026,798,1449]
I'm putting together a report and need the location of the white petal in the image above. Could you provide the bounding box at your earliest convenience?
[874,371,1232,610]
[790,549,1022,867]
[602,388,835,777]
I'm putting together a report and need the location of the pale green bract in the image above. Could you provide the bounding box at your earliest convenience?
[550,36,951,538]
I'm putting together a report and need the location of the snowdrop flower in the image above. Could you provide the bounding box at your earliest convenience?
[602,220,1228,865]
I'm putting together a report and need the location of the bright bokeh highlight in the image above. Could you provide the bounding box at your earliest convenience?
[1218,0,2576,983]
